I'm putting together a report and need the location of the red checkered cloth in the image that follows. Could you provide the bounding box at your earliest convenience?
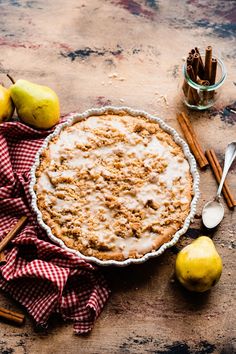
[0,118,110,334]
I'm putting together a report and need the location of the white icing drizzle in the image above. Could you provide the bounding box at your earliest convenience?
[37,173,54,192]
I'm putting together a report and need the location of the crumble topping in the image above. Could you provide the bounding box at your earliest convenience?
[35,113,193,260]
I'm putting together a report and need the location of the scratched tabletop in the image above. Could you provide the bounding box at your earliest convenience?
[0,1,236,353]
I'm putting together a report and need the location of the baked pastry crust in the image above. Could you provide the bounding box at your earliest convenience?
[35,111,193,261]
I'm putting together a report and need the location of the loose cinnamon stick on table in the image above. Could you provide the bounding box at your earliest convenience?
[177,112,209,169]
[0,216,27,253]
[0,307,25,325]
[204,45,212,81]
[0,217,27,327]
[205,150,235,209]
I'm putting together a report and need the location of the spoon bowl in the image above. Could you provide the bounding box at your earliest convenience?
[202,199,224,229]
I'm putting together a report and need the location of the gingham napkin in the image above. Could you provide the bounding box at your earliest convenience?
[0,118,110,334]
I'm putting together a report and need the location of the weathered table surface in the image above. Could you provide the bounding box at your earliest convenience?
[0,1,235,353]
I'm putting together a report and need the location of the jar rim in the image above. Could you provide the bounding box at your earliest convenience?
[183,55,227,91]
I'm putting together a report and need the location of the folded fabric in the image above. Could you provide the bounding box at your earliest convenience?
[0,118,110,334]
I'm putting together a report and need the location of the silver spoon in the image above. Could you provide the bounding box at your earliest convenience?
[202,142,236,229]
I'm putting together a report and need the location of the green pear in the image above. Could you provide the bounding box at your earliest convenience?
[175,236,222,292]
[0,84,14,123]
[10,79,60,129]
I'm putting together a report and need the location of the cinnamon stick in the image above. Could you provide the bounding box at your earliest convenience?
[201,80,210,104]
[0,307,25,325]
[196,79,210,85]
[0,216,27,253]
[192,53,200,76]
[182,57,194,96]
[186,65,200,104]
[205,150,235,209]
[195,47,205,79]
[210,58,217,85]
[177,112,209,169]
[0,251,6,263]
[186,88,195,105]
[182,78,189,97]
[186,55,193,66]
[187,64,196,81]
[204,46,212,81]
[209,58,217,99]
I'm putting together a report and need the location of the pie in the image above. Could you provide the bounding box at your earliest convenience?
[34,111,193,261]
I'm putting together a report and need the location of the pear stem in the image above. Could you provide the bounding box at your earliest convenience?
[6,73,15,84]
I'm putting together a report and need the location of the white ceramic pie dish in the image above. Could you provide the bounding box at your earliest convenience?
[29,106,200,267]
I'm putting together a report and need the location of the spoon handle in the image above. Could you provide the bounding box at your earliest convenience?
[217,142,236,198]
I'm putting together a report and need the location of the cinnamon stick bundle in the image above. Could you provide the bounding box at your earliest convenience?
[177,112,209,169]
[182,45,218,107]
[205,150,235,209]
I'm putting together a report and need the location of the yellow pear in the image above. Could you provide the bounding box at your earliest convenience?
[10,79,60,129]
[0,84,14,123]
[175,236,222,292]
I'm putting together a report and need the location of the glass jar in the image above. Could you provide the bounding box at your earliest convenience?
[181,55,227,110]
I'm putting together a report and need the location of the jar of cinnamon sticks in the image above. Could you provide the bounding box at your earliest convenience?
[182,46,227,110]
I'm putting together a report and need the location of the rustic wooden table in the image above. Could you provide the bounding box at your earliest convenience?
[0,1,235,353]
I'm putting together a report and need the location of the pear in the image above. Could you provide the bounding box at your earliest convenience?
[10,79,60,129]
[0,83,14,123]
[175,236,222,292]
